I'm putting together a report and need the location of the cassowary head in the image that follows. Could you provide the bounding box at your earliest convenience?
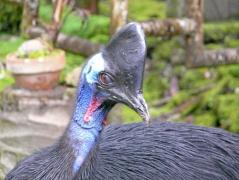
[74,23,149,130]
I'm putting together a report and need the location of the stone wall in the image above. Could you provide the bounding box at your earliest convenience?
[0,87,73,179]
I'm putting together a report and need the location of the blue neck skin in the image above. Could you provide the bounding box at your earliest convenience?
[67,75,112,174]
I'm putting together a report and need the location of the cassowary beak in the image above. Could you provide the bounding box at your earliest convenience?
[122,93,150,124]
[133,94,150,124]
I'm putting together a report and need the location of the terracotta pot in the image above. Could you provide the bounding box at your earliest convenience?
[6,50,65,90]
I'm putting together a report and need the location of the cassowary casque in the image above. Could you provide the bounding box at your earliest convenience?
[5,23,239,180]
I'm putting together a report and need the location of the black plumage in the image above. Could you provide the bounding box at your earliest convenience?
[79,121,239,180]
[5,23,239,180]
[6,121,239,179]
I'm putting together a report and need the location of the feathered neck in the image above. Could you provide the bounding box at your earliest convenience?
[67,76,112,174]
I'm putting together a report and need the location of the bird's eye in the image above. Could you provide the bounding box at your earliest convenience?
[99,72,113,86]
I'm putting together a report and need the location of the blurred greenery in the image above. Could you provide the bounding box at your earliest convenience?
[0,0,22,34]
[204,21,239,44]
[40,0,110,44]
[0,37,24,90]
[62,15,110,43]
[0,37,24,58]
[128,0,166,21]
[1,0,239,132]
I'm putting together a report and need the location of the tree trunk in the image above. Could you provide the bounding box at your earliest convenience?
[110,0,128,35]
[185,0,204,67]
[28,27,102,56]
[20,0,39,38]
[140,18,196,37]
[189,48,239,68]
[48,0,68,43]
[56,33,102,57]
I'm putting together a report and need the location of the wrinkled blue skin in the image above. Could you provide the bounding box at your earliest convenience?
[68,53,111,173]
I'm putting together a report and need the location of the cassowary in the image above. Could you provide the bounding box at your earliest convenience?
[6,23,239,180]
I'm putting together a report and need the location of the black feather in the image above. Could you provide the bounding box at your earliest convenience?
[6,121,239,180]
[77,121,239,180]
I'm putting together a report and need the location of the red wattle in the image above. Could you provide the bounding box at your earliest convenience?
[83,97,101,123]
[103,118,108,126]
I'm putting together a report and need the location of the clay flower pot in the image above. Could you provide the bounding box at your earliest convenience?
[6,50,65,90]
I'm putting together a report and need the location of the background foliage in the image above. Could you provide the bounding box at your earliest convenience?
[0,1,22,34]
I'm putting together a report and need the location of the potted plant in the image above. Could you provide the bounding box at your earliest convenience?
[5,38,65,90]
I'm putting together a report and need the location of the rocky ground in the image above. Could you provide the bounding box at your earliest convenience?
[0,86,72,178]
